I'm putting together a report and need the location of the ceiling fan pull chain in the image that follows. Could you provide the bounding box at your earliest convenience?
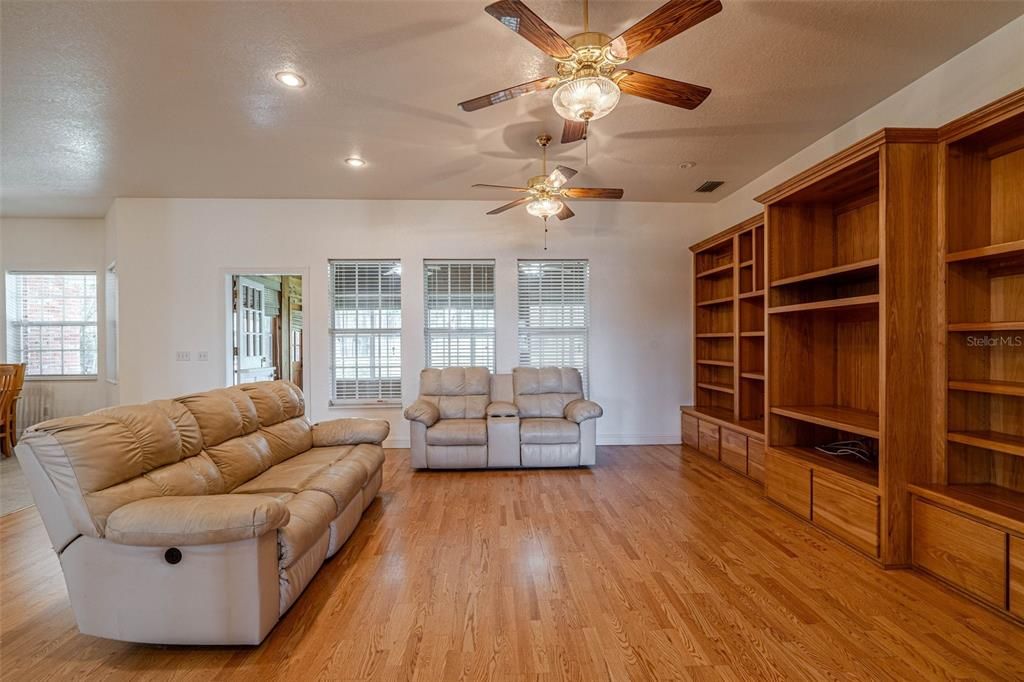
[544,217,549,251]
[583,0,589,33]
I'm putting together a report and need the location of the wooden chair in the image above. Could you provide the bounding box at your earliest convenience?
[0,364,26,457]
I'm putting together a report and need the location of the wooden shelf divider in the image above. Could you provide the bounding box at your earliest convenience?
[768,294,879,315]
[770,258,880,288]
[770,405,881,439]
[947,431,1024,458]
[948,379,1024,397]
[945,239,1024,263]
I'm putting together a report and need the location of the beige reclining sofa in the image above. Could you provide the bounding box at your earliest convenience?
[404,366,602,468]
[15,380,388,645]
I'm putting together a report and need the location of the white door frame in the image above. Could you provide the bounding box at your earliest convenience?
[220,267,310,392]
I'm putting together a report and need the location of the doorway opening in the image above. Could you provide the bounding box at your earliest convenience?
[229,274,304,389]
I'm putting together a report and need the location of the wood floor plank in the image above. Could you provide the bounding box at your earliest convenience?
[2,445,1023,680]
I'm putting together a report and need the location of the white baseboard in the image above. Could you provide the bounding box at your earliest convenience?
[383,435,680,449]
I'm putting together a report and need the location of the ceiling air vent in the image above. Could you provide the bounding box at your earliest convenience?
[695,180,725,193]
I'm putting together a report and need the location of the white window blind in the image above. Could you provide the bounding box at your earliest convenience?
[517,260,590,387]
[424,260,495,371]
[5,272,99,377]
[329,260,402,404]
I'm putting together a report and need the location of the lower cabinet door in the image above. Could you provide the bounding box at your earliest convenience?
[720,429,747,474]
[747,439,765,483]
[698,421,720,459]
[1011,536,1024,620]
[912,499,1007,608]
[765,449,811,520]
[682,414,699,449]
[812,470,879,557]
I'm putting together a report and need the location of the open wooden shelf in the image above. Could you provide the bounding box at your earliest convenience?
[771,405,881,439]
[948,379,1024,397]
[696,263,734,278]
[738,290,764,300]
[948,321,1024,332]
[948,430,1024,458]
[681,405,764,439]
[741,372,765,381]
[768,294,879,315]
[945,239,1024,264]
[696,332,734,339]
[697,382,734,395]
[771,446,878,489]
[740,259,755,268]
[770,258,880,288]
[696,296,733,307]
[696,359,734,367]
[909,483,1024,536]
[740,331,764,337]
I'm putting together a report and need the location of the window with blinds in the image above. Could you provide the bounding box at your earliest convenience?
[5,272,99,377]
[424,260,495,371]
[329,260,402,404]
[517,260,590,387]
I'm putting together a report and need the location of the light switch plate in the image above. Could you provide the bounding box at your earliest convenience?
[197,351,209,362]
[176,351,191,362]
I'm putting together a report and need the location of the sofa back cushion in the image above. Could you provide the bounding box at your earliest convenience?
[22,380,310,537]
[419,367,490,420]
[512,367,583,419]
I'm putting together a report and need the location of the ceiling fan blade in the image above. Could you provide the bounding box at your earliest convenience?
[556,203,575,221]
[486,197,532,215]
[606,0,722,62]
[561,119,588,144]
[484,1,576,60]
[617,70,711,110]
[473,183,531,192]
[546,165,577,189]
[459,77,559,112]
[562,188,624,199]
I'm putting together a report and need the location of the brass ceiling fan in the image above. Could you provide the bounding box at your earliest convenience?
[475,134,623,221]
[458,0,721,144]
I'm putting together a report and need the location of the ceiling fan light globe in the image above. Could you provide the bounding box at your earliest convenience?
[526,197,564,218]
[553,76,620,122]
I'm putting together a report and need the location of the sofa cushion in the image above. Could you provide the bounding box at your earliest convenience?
[104,494,289,546]
[176,388,260,448]
[304,463,365,514]
[260,418,314,465]
[237,381,305,426]
[278,490,335,567]
[206,432,274,491]
[312,418,390,447]
[419,367,491,419]
[513,367,584,419]
[232,445,356,495]
[426,419,487,446]
[520,418,579,445]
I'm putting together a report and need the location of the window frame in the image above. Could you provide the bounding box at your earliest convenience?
[328,259,403,407]
[423,259,496,372]
[5,270,100,380]
[516,259,591,391]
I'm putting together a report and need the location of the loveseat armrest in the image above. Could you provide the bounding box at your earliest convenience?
[104,495,289,546]
[312,418,390,446]
[565,399,603,423]
[486,401,518,418]
[404,399,440,427]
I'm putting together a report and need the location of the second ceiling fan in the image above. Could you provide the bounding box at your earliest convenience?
[458,0,721,143]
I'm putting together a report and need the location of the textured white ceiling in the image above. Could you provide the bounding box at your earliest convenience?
[2,0,1022,217]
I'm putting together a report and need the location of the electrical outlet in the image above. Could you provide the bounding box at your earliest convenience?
[176,351,191,362]
[197,351,209,362]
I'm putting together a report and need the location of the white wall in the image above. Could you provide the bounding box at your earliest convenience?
[111,198,714,446]
[713,14,1024,231]
[0,218,111,425]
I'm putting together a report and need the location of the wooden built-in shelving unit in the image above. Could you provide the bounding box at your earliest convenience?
[757,127,941,567]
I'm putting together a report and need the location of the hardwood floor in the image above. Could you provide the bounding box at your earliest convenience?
[2,445,1022,680]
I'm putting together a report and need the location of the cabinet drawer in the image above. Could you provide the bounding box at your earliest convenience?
[682,414,699,449]
[720,429,747,473]
[912,500,1007,608]
[813,470,879,557]
[747,439,765,482]
[765,449,811,519]
[698,421,720,459]
[1011,536,1024,620]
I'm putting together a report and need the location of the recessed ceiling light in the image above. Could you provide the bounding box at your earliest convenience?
[679,161,697,169]
[275,71,306,88]
[344,157,367,168]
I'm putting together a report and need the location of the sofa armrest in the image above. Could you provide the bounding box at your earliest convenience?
[312,418,390,446]
[104,495,289,546]
[403,399,440,427]
[486,401,518,418]
[565,399,603,423]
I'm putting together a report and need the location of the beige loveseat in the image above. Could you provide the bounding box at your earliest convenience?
[15,380,388,645]
[404,367,602,468]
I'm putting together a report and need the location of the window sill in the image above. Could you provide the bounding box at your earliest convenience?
[328,402,402,410]
[26,375,99,382]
